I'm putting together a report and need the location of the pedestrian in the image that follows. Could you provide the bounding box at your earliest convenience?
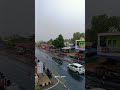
[46,68,52,79]
[43,63,45,71]
[37,60,44,76]
[37,60,44,85]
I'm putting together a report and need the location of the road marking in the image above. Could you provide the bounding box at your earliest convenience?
[37,50,69,90]
[64,85,67,88]
[45,74,59,90]
[54,76,66,78]
[61,66,67,71]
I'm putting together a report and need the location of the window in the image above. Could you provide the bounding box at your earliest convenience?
[113,40,116,47]
[73,65,78,68]
[108,40,111,46]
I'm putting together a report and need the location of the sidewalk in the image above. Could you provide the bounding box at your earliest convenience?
[35,66,52,90]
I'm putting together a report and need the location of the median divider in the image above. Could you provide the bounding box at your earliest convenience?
[51,54,73,64]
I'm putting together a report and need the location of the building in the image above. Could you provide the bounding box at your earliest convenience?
[75,37,85,50]
[95,32,120,84]
[97,33,120,57]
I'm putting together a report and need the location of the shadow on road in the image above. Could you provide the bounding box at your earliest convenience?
[52,57,63,66]
[67,69,84,81]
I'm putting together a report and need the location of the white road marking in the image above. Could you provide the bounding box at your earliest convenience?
[54,76,66,78]
[64,85,67,88]
[45,74,59,90]
[37,50,70,90]
[61,66,67,71]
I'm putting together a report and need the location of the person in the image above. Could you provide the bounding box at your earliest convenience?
[37,60,44,85]
[37,60,44,76]
[43,63,45,71]
[46,68,52,78]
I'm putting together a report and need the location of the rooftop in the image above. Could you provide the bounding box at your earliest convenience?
[72,63,83,67]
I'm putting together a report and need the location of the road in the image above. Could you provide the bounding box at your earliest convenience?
[86,73,120,90]
[35,48,85,90]
[0,51,34,90]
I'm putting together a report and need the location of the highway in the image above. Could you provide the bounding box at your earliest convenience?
[0,50,34,90]
[35,48,85,90]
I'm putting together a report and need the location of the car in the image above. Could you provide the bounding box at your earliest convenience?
[67,63,85,75]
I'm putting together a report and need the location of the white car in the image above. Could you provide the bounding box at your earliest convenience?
[67,63,85,75]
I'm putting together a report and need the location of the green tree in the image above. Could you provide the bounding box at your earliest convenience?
[29,34,35,41]
[47,39,53,45]
[87,15,120,42]
[52,34,64,48]
[71,32,85,44]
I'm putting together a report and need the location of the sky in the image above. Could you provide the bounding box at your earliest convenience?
[35,0,85,41]
[86,0,120,28]
[0,0,34,38]
[0,0,119,40]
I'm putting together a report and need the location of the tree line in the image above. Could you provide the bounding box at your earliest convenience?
[42,32,85,48]
[86,14,120,42]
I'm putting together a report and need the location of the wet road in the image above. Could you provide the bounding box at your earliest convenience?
[35,48,85,90]
[0,51,34,90]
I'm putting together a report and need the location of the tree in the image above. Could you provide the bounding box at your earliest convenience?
[87,15,120,42]
[52,34,64,48]
[47,39,53,45]
[71,32,85,44]
[29,34,35,41]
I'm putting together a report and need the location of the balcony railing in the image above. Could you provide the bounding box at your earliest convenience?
[97,46,120,56]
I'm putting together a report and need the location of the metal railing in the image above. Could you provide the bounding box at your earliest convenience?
[97,47,120,53]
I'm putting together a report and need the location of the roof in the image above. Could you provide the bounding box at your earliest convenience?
[72,63,83,67]
[62,47,71,49]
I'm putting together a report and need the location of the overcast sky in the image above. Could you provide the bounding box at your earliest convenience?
[86,0,120,28]
[35,0,85,41]
[0,0,119,40]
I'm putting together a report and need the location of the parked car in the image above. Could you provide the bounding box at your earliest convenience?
[67,63,85,75]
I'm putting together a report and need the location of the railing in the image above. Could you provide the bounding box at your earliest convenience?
[97,47,120,56]
[98,47,120,53]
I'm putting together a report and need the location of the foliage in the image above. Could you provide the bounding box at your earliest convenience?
[36,41,46,46]
[71,32,85,44]
[47,39,53,45]
[29,34,35,41]
[86,15,120,42]
[52,34,64,48]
